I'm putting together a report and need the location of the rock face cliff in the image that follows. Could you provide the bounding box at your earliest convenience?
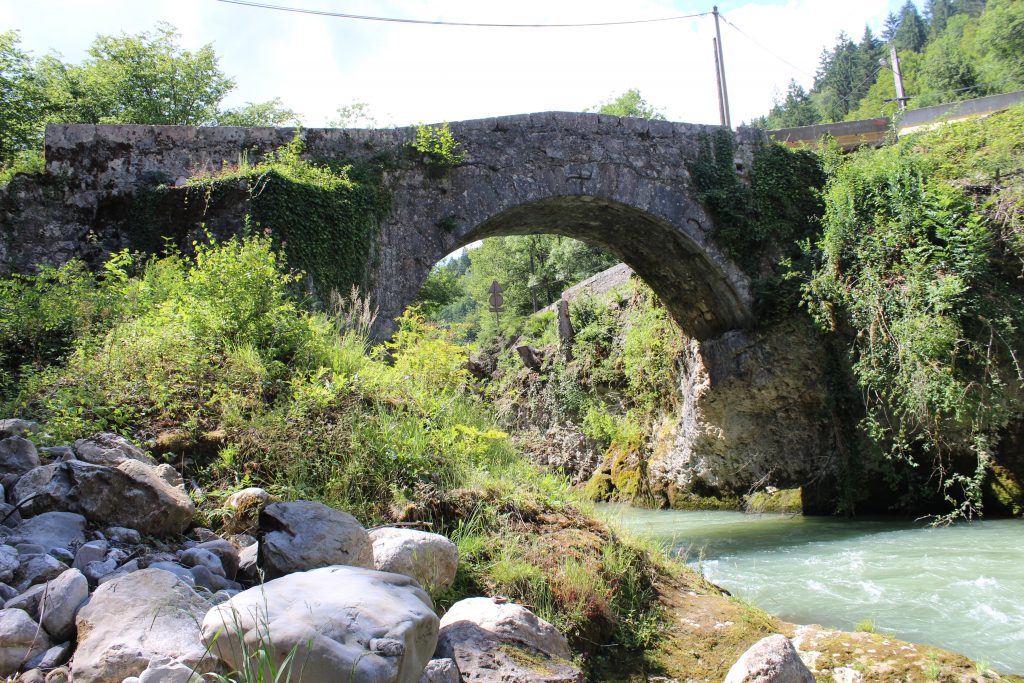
[489,265,843,511]
[647,319,836,505]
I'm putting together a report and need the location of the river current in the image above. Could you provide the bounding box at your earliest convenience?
[598,505,1024,673]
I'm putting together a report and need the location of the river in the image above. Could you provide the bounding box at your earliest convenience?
[598,504,1024,673]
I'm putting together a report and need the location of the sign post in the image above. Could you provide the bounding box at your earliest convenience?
[488,280,504,338]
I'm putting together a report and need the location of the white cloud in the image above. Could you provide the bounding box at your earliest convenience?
[5,0,909,126]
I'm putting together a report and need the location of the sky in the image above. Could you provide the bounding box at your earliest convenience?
[1,0,919,127]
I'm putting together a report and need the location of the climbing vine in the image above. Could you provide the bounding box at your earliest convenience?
[687,129,824,274]
[167,133,391,299]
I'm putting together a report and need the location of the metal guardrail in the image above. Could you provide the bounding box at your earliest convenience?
[766,90,1024,150]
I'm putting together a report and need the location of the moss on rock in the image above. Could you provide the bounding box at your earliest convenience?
[745,487,803,514]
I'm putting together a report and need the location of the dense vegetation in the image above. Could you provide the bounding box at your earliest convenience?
[758,0,1024,127]
[802,103,1024,518]
[0,234,672,675]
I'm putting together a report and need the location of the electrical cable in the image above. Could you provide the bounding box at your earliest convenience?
[718,14,815,79]
[212,0,710,28]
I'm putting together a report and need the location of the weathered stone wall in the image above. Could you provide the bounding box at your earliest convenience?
[2,113,765,341]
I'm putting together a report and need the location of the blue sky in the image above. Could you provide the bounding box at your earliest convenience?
[1,0,918,126]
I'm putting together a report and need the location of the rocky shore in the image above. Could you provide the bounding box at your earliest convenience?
[0,422,602,683]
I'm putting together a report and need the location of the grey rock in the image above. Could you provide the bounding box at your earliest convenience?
[71,569,216,683]
[237,541,259,583]
[0,607,52,676]
[179,547,225,577]
[96,559,139,586]
[195,538,239,579]
[0,502,22,527]
[47,548,73,565]
[190,527,218,543]
[16,543,47,555]
[723,634,815,683]
[72,433,156,468]
[369,527,459,593]
[25,641,73,670]
[13,554,68,592]
[38,569,88,641]
[72,540,109,571]
[82,559,118,586]
[19,668,46,683]
[420,658,460,683]
[146,562,195,586]
[258,500,373,579]
[103,526,141,545]
[5,582,46,618]
[136,657,203,683]
[435,598,582,683]
[0,582,18,601]
[0,544,19,583]
[0,419,40,440]
[38,447,75,462]
[187,564,219,592]
[203,565,438,683]
[0,436,40,476]
[11,460,193,536]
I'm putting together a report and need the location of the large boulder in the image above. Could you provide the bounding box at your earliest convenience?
[369,527,459,593]
[257,501,373,579]
[71,569,216,683]
[724,634,816,683]
[7,512,87,553]
[435,598,582,683]
[11,460,193,536]
[0,436,40,477]
[72,433,157,467]
[202,565,439,683]
[0,608,52,677]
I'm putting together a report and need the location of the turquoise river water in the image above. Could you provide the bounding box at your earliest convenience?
[598,505,1024,673]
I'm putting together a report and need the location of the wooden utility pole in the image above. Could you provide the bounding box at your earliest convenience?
[712,6,732,129]
[890,44,907,112]
[713,37,726,127]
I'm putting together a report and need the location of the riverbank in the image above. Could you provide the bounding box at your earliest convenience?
[601,504,1024,679]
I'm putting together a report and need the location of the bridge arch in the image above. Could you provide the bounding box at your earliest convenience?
[17,114,764,341]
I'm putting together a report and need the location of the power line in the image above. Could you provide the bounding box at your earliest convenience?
[718,14,815,80]
[212,0,711,28]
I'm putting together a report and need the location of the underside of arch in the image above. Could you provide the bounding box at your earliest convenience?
[459,196,751,339]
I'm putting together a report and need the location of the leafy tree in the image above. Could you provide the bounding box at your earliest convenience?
[812,33,861,122]
[414,257,467,319]
[590,89,666,120]
[215,98,300,127]
[894,1,928,53]
[918,16,980,105]
[882,12,901,42]
[975,0,1024,85]
[760,80,818,128]
[0,31,48,168]
[44,23,234,126]
[330,102,377,128]
[925,0,956,36]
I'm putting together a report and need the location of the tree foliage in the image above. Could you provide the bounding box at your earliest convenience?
[0,23,301,172]
[760,0,1024,128]
[589,89,666,120]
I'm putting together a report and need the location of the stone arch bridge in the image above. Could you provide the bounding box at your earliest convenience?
[2,113,765,340]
